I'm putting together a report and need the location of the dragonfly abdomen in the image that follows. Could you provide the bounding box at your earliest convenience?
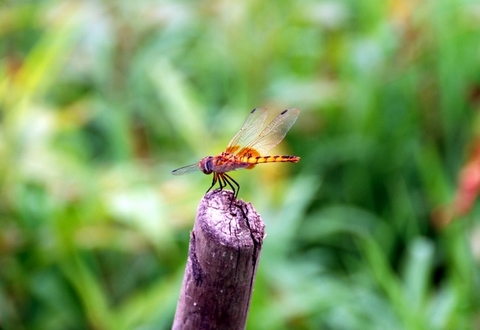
[243,155,300,164]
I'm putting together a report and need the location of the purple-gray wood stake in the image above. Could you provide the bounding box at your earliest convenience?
[172,190,265,330]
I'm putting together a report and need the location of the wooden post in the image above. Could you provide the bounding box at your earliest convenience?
[172,190,265,330]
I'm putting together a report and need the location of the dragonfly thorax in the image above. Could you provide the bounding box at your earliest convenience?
[199,156,214,174]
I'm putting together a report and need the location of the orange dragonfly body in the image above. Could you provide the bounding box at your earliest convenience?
[172,106,300,199]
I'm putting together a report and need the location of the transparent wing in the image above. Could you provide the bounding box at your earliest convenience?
[225,106,268,152]
[238,107,300,155]
[171,163,199,175]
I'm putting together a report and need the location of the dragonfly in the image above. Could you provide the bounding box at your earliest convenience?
[172,106,300,201]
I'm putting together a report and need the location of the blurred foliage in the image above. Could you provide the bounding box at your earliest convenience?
[1,0,480,329]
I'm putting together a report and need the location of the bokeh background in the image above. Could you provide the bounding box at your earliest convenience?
[2,0,480,329]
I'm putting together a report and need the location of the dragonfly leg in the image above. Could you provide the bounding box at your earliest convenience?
[218,173,226,191]
[223,173,240,200]
[206,173,219,194]
[206,173,240,210]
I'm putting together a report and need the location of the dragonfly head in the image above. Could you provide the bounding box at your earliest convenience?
[199,156,214,174]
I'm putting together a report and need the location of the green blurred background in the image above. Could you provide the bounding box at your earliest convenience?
[1,0,480,329]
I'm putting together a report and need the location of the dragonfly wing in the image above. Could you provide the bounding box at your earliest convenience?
[172,163,199,175]
[240,107,300,155]
[225,106,268,152]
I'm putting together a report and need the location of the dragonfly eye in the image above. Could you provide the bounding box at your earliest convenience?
[201,156,214,174]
